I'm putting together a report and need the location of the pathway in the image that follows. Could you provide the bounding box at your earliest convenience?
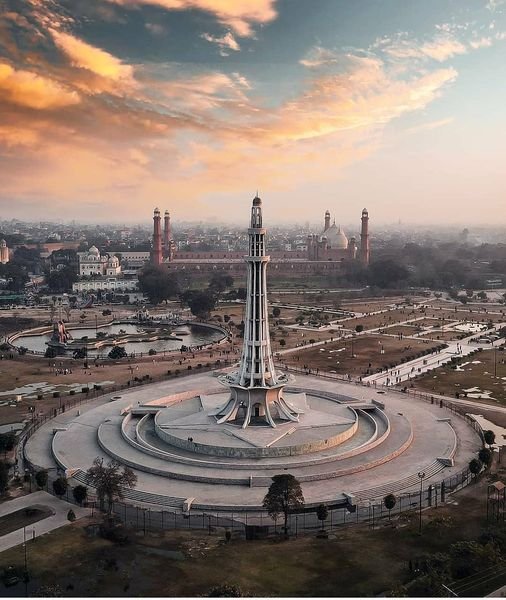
[0,491,88,553]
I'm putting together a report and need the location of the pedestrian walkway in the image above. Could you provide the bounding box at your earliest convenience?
[0,491,88,553]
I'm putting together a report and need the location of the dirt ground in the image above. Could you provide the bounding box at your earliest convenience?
[283,334,443,376]
[413,347,506,405]
[339,307,425,331]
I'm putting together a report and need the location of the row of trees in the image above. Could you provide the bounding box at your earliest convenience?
[138,267,236,317]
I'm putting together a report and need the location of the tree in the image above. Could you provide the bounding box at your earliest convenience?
[0,461,9,493]
[138,266,180,304]
[180,289,217,319]
[108,346,127,360]
[35,470,48,489]
[383,493,397,520]
[86,457,137,516]
[46,267,77,293]
[355,324,364,333]
[279,339,286,347]
[263,474,305,538]
[67,509,76,522]
[316,503,328,531]
[484,430,496,448]
[449,540,500,579]
[73,484,88,505]
[0,432,16,459]
[469,458,482,479]
[272,307,281,318]
[208,272,234,296]
[52,477,68,498]
[367,260,409,288]
[479,447,492,466]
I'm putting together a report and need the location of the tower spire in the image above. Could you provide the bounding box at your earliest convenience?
[213,194,299,428]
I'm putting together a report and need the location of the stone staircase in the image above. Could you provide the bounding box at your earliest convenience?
[70,468,186,509]
[352,459,446,502]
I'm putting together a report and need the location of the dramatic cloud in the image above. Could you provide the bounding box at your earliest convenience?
[50,30,134,83]
[105,0,278,36]
[0,61,80,109]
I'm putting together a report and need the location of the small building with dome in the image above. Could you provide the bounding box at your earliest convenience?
[77,246,122,277]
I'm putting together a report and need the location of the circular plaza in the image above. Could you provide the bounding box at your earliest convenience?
[24,369,481,513]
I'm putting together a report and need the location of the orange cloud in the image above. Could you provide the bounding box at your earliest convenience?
[106,0,278,36]
[0,61,80,109]
[50,30,134,83]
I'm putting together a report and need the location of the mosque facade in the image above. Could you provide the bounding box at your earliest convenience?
[149,206,370,276]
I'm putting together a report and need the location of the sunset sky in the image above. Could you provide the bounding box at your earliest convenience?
[0,0,505,225]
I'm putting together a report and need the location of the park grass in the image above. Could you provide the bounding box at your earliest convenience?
[283,334,442,376]
[0,478,495,597]
[413,346,506,405]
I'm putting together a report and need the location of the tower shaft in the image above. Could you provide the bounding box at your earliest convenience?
[214,195,297,428]
[151,208,163,266]
[238,201,276,387]
[360,209,370,266]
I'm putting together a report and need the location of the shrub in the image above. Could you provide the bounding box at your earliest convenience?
[35,470,48,489]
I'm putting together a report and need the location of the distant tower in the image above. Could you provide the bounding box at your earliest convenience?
[0,240,9,264]
[360,208,370,266]
[214,195,299,428]
[163,210,173,261]
[348,237,357,260]
[151,208,163,266]
[324,210,331,232]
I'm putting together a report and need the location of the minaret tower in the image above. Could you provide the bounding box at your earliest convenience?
[151,208,163,266]
[214,195,299,428]
[324,210,331,232]
[360,208,370,266]
[163,210,173,261]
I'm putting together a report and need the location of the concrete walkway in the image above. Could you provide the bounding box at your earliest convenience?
[0,491,88,553]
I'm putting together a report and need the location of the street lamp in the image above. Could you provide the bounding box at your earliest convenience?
[418,471,426,534]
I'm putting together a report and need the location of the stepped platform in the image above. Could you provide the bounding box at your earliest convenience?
[28,371,481,511]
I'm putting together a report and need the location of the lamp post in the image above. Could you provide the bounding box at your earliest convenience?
[418,471,426,534]
[494,343,498,378]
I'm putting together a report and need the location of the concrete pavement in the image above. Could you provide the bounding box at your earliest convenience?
[0,491,88,553]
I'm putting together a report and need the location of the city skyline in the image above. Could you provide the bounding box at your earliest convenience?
[0,0,505,224]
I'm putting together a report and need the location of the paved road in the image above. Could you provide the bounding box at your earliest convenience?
[0,491,88,553]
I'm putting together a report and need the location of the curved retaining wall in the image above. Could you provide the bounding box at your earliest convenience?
[97,422,251,485]
[98,411,411,487]
[154,407,359,459]
[126,410,385,470]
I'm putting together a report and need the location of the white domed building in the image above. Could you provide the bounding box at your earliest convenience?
[77,246,121,277]
[324,221,349,250]
[307,210,367,263]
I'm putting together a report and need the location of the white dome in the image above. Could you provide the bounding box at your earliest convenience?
[324,224,348,249]
[88,246,100,256]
